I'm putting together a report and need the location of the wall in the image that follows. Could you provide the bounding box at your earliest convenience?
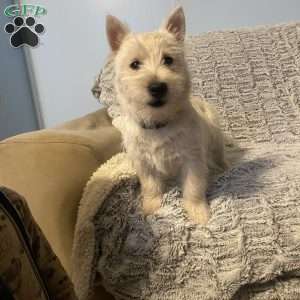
[27,0,300,127]
[184,0,300,34]
[0,0,39,140]
[26,0,178,127]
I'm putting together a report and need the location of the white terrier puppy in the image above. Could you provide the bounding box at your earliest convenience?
[106,6,227,224]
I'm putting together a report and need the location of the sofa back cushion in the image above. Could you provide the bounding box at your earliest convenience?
[93,22,300,145]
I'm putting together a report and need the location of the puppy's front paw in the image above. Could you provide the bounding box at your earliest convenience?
[183,199,210,225]
[142,196,162,216]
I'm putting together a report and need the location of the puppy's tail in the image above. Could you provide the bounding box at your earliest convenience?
[191,96,245,166]
[190,96,221,127]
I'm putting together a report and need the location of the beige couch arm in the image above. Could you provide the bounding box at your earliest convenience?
[0,108,121,275]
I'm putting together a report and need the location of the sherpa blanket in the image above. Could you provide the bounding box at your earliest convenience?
[73,22,300,300]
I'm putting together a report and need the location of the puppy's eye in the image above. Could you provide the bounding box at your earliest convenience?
[130,60,141,70]
[163,55,174,66]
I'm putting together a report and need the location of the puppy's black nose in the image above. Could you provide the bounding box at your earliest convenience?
[148,82,168,99]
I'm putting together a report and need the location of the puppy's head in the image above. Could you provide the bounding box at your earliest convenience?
[106,7,190,127]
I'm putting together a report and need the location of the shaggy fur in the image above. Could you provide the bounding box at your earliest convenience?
[106,7,227,224]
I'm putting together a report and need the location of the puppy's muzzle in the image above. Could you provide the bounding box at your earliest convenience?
[148,98,167,107]
[148,81,168,107]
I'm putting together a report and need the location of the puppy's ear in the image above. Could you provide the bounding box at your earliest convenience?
[162,6,185,41]
[106,15,129,52]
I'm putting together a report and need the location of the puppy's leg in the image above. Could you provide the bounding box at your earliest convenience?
[182,162,210,225]
[139,172,165,215]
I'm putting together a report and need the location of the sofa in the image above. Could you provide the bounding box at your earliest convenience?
[0,108,121,299]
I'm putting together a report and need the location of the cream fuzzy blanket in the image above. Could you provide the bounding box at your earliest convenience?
[73,22,300,300]
[73,147,300,300]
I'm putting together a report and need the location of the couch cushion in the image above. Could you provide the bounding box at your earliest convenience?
[0,108,121,275]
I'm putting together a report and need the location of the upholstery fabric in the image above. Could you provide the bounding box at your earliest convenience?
[0,187,77,300]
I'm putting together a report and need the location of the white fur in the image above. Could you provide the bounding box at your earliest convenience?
[107,7,227,224]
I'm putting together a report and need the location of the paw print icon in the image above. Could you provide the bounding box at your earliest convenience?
[4,16,45,48]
